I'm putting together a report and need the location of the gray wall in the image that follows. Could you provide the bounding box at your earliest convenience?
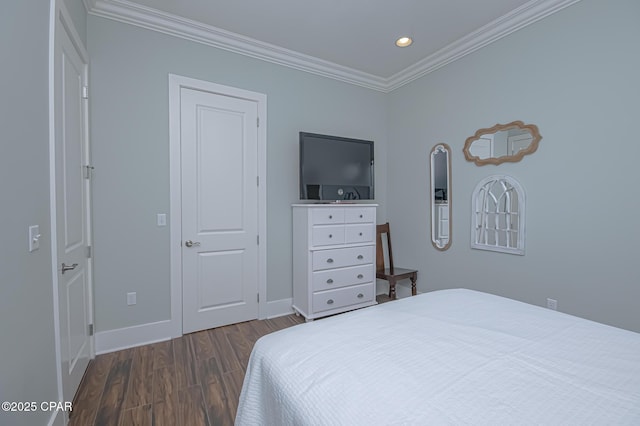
[387,0,640,332]
[87,16,388,332]
[0,2,62,425]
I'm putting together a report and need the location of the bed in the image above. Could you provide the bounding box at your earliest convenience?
[236,289,640,425]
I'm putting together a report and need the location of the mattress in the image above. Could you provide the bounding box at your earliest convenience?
[236,289,640,425]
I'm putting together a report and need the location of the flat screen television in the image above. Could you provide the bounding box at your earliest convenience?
[299,132,374,201]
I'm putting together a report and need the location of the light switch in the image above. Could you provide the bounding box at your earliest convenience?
[157,213,167,227]
[29,225,41,252]
[127,292,137,306]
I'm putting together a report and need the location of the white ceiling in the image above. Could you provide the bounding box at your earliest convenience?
[87,0,581,91]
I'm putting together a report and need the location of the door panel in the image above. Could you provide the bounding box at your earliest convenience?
[181,88,259,333]
[55,21,91,401]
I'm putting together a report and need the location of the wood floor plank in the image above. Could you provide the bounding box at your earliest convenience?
[173,335,200,389]
[152,366,178,426]
[207,327,242,374]
[190,330,216,361]
[94,357,133,426]
[152,400,179,426]
[119,404,152,426]
[69,352,115,426]
[266,315,304,332]
[152,366,176,404]
[198,356,222,385]
[178,386,210,426]
[221,369,245,420]
[123,345,154,409]
[202,380,233,426]
[247,319,274,343]
[151,340,174,370]
[225,329,253,369]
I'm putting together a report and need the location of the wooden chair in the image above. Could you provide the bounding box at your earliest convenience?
[376,222,417,300]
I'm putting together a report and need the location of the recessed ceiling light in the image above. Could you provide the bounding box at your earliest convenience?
[395,37,413,47]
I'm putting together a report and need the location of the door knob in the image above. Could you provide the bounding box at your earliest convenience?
[184,240,201,248]
[61,263,78,274]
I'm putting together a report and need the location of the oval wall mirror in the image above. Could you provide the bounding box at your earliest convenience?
[430,143,452,251]
[463,121,542,166]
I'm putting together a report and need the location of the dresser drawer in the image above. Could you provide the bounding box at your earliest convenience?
[344,207,375,223]
[345,223,374,244]
[312,265,373,292]
[311,208,345,225]
[312,246,374,271]
[312,225,345,246]
[313,283,374,313]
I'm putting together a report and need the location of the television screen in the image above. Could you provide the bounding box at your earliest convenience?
[299,132,374,201]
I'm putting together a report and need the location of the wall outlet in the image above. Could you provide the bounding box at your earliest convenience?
[157,213,167,227]
[546,298,557,311]
[127,292,137,306]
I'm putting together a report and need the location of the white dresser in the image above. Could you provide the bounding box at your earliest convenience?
[292,204,377,321]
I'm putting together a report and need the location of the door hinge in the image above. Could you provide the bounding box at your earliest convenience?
[256,235,259,245]
[256,176,259,186]
[257,293,259,303]
[257,117,260,127]
[88,324,94,336]
[86,246,92,258]
[82,85,89,99]
[84,165,95,179]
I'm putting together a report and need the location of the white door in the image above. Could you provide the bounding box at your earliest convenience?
[54,17,92,402]
[181,88,259,334]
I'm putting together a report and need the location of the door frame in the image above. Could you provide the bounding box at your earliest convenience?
[168,74,267,337]
[48,0,94,415]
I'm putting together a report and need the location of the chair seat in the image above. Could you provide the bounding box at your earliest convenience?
[377,268,417,280]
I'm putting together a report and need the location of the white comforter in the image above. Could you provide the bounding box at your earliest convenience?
[236,289,640,425]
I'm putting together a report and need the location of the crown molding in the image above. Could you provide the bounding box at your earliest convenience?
[82,0,96,13]
[88,0,582,93]
[89,0,388,91]
[386,0,583,91]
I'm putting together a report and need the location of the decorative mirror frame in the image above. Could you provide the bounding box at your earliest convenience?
[471,175,525,255]
[430,143,452,251]
[463,120,542,166]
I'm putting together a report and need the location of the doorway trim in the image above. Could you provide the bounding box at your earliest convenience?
[168,74,267,337]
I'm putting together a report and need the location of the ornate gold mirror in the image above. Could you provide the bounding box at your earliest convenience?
[463,121,542,166]
[430,143,451,251]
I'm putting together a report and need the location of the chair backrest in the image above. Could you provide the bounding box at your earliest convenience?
[376,222,395,274]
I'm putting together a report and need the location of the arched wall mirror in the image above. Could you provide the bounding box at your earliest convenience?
[471,175,525,255]
[463,121,542,166]
[430,143,452,251]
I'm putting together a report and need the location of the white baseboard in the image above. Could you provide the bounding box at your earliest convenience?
[94,300,296,354]
[94,319,173,355]
[265,298,294,319]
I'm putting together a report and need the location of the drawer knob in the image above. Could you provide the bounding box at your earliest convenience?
[327,278,334,284]
[328,234,333,238]
[359,214,363,218]
[327,258,334,263]
[357,293,364,299]
[329,215,333,219]
[327,299,334,305]
[357,274,364,279]
[357,255,364,260]
[359,232,363,236]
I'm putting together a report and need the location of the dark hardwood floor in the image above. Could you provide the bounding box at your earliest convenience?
[71,295,392,426]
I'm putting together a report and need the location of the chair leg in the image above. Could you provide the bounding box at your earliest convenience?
[389,279,397,300]
[410,273,417,296]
